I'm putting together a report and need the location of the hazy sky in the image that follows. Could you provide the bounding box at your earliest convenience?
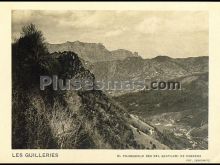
[12,10,208,58]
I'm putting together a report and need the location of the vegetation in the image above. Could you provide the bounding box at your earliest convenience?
[12,24,139,149]
[115,72,208,118]
[12,24,78,148]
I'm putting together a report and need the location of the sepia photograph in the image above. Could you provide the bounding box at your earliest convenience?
[11,10,208,150]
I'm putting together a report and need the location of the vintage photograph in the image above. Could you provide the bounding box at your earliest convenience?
[12,10,208,150]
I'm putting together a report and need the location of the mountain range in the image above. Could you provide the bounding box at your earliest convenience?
[13,34,208,150]
[46,41,140,63]
[47,41,208,95]
[45,41,208,149]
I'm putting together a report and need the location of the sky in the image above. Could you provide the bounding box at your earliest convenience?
[12,10,208,58]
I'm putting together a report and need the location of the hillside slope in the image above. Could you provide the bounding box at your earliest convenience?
[115,73,208,149]
[12,51,169,149]
[89,56,208,82]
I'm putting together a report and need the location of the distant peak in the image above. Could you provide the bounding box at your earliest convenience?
[64,41,82,44]
[112,49,131,52]
[153,55,171,61]
[74,40,81,43]
[65,41,105,48]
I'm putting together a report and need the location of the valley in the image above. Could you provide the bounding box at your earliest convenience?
[12,31,208,149]
[47,41,208,150]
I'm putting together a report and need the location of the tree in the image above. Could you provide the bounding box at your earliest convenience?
[20,23,48,61]
[17,23,48,62]
[12,23,49,87]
